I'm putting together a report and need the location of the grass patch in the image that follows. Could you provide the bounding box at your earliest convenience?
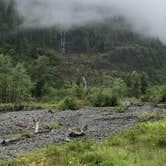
[0,103,20,112]
[22,102,57,110]
[45,123,60,130]
[107,118,166,147]
[105,106,128,113]
[2,131,33,143]
[137,109,164,121]
[15,131,33,139]
[0,102,58,112]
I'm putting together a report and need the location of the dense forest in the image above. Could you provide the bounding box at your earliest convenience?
[0,0,166,107]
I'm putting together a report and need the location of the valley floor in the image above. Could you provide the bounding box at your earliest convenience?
[0,104,166,162]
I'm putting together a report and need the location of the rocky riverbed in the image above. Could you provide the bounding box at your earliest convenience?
[0,104,166,162]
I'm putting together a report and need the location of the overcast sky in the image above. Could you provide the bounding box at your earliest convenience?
[13,0,166,43]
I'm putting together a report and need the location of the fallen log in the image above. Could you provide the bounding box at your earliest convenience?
[0,137,23,145]
[0,129,51,146]
[16,124,29,128]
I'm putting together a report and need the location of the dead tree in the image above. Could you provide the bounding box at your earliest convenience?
[33,118,39,133]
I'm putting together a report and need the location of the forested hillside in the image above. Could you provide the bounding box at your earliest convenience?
[0,0,166,104]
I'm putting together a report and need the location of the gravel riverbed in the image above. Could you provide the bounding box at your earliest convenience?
[0,104,165,161]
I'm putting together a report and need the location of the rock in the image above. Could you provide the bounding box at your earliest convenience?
[48,109,54,114]
[68,131,86,137]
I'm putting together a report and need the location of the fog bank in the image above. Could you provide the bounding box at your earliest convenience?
[13,0,166,43]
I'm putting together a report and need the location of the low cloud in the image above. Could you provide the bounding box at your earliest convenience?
[13,0,166,43]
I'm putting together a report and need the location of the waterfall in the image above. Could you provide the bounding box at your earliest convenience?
[60,31,66,54]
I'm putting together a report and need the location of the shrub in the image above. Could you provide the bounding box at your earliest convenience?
[144,85,166,103]
[57,96,84,111]
[72,85,85,99]
[80,152,103,165]
[126,71,149,98]
[64,140,94,153]
[0,103,26,112]
[137,109,164,121]
[0,103,15,112]
[110,78,128,98]
[108,119,166,147]
[86,88,119,107]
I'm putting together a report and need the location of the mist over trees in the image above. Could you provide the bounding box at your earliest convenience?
[0,0,166,105]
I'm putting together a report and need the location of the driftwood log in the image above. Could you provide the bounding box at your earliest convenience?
[0,137,23,145]
[0,129,50,146]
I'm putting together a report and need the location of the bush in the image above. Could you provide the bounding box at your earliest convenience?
[0,103,26,112]
[108,118,166,147]
[57,96,84,111]
[126,71,149,98]
[80,152,103,165]
[0,103,15,112]
[72,85,85,99]
[86,88,119,107]
[110,78,128,98]
[144,85,166,103]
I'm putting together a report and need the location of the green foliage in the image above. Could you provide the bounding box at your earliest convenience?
[19,102,57,110]
[106,106,127,113]
[0,54,33,104]
[45,123,60,130]
[0,103,16,112]
[64,140,94,153]
[144,85,166,103]
[110,78,128,98]
[72,85,85,99]
[108,118,166,147]
[137,109,164,121]
[57,96,84,111]
[3,131,33,145]
[86,88,119,107]
[12,64,33,103]
[0,0,166,108]
[29,55,60,99]
[120,97,141,107]
[126,71,149,98]
[15,131,33,139]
